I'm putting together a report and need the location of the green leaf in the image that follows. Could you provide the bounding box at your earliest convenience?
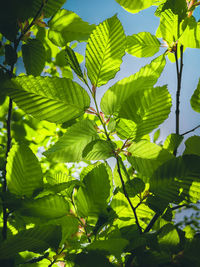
[65,45,83,78]
[126,32,160,58]
[115,119,137,140]
[163,133,183,154]
[191,78,200,112]
[85,15,126,87]
[0,225,61,259]
[111,192,154,228]
[118,86,172,139]
[179,17,200,48]
[87,238,129,258]
[153,129,160,143]
[114,0,161,13]
[156,0,187,21]
[48,9,96,46]
[157,223,180,251]
[83,140,116,160]
[128,140,173,179]
[125,178,145,197]
[33,0,66,18]
[6,144,43,198]
[150,155,200,203]
[184,136,200,156]
[75,251,114,267]
[76,164,111,217]
[44,119,99,162]
[22,39,46,76]
[5,45,17,66]
[20,195,69,219]
[3,76,90,123]
[101,55,166,116]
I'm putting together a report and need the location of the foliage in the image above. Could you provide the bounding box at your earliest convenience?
[0,0,200,266]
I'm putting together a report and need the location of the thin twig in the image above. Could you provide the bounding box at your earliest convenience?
[171,204,188,211]
[181,124,200,136]
[83,79,111,141]
[116,156,142,234]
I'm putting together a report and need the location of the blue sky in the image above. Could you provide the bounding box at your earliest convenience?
[64,0,200,153]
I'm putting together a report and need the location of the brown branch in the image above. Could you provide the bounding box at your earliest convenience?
[116,156,142,234]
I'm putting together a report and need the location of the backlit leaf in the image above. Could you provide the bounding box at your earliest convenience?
[6,144,43,198]
[101,55,166,116]
[156,9,178,45]
[163,133,183,154]
[48,9,96,46]
[20,194,69,219]
[3,76,90,123]
[76,164,111,217]
[86,15,126,87]
[128,140,173,179]
[126,32,160,58]
[83,140,116,160]
[191,78,200,113]
[44,119,99,162]
[114,0,161,14]
[118,86,172,139]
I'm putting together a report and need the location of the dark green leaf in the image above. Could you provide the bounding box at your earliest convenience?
[65,45,83,78]
[0,225,61,259]
[22,39,46,76]
[184,136,200,156]
[5,45,17,66]
[20,194,69,219]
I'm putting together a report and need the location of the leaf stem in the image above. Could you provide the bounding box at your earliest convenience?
[116,156,142,234]
[83,79,111,141]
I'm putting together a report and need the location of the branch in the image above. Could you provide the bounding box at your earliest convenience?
[171,204,188,211]
[144,213,160,233]
[174,45,184,156]
[181,124,200,136]
[116,156,142,234]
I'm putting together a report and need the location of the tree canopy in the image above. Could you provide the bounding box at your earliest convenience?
[1,0,200,266]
